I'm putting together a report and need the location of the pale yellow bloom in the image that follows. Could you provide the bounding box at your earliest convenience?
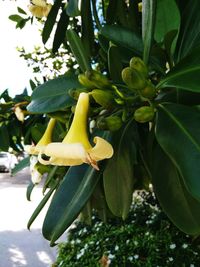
[38,93,113,170]
[14,106,25,122]
[30,156,42,184]
[28,0,52,18]
[25,118,56,155]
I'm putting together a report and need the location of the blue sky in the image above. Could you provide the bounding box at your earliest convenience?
[0,1,42,97]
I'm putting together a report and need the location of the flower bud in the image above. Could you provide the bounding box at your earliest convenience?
[129,57,148,78]
[134,106,155,123]
[121,67,146,91]
[68,88,88,100]
[140,81,156,99]
[97,116,122,131]
[78,73,96,89]
[85,70,111,89]
[91,89,115,109]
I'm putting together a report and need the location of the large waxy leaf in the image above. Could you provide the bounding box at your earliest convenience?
[42,0,62,44]
[101,25,143,56]
[142,0,156,64]
[103,121,137,219]
[157,47,200,92]
[154,0,180,43]
[155,103,200,201]
[152,145,200,235]
[108,43,123,82]
[42,165,101,245]
[175,0,200,61]
[52,8,69,53]
[27,74,80,113]
[66,29,91,72]
[66,0,80,17]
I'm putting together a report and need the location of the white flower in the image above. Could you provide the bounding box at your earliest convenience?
[115,245,119,251]
[169,243,176,249]
[134,255,139,259]
[182,243,188,249]
[168,257,173,262]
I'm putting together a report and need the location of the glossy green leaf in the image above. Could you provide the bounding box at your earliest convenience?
[142,0,156,64]
[103,121,136,219]
[66,0,80,17]
[0,125,10,151]
[27,181,59,229]
[153,145,200,235]
[101,25,143,56]
[11,156,30,176]
[52,9,69,53]
[42,0,62,44]
[26,181,35,202]
[158,47,200,92]
[17,7,27,15]
[42,165,101,244]
[81,0,94,57]
[66,29,91,72]
[27,74,80,113]
[108,43,123,82]
[154,0,180,43]
[175,0,200,61]
[155,103,200,201]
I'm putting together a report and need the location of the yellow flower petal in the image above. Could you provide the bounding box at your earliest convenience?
[88,137,114,161]
[38,143,87,166]
[28,4,52,18]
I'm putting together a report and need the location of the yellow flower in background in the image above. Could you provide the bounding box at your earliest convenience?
[25,118,56,155]
[14,106,25,122]
[39,93,113,170]
[28,0,52,18]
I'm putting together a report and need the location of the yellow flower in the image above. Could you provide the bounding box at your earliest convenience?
[25,118,56,155]
[14,106,25,122]
[28,0,52,18]
[38,93,113,170]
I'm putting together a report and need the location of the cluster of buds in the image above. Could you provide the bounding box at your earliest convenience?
[122,57,157,100]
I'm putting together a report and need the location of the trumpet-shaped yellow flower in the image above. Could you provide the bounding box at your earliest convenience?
[38,93,113,170]
[28,0,52,18]
[25,118,56,155]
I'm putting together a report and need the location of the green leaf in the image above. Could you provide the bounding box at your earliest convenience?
[66,29,91,72]
[26,181,35,202]
[0,125,10,151]
[101,25,143,56]
[103,121,136,219]
[42,0,62,44]
[108,43,123,82]
[155,103,200,201]
[9,14,24,22]
[142,0,156,64]
[152,145,200,235]
[52,9,69,53]
[27,181,59,229]
[175,0,200,61]
[158,47,200,92]
[66,0,80,17]
[81,0,94,58]
[27,74,80,113]
[11,156,30,176]
[154,0,180,43]
[17,7,27,15]
[42,165,101,244]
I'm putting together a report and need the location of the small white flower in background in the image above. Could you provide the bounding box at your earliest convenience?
[115,245,119,251]
[182,243,188,249]
[108,254,115,260]
[168,257,173,262]
[128,256,133,261]
[134,254,139,259]
[169,243,176,249]
[30,156,42,184]
[190,264,195,267]
[134,240,138,246]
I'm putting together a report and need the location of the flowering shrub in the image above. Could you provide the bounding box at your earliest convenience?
[54,191,200,267]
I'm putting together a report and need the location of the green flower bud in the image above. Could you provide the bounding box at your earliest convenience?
[68,88,88,100]
[134,106,155,123]
[129,57,148,78]
[140,82,156,99]
[91,89,115,109]
[121,67,147,91]
[97,116,122,131]
[85,70,111,89]
[78,73,96,89]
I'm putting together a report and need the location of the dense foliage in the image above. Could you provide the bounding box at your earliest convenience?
[55,191,200,267]
[1,0,200,247]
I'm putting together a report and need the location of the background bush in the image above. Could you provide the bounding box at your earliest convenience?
[54,191,200,267]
